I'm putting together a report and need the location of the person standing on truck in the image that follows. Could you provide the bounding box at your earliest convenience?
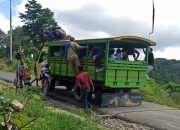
[89,45,105,72]
[76,65,94,111]
[67,37,88,75]
[148,48,154,73]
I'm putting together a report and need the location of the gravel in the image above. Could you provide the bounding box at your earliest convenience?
[100,116,155,130]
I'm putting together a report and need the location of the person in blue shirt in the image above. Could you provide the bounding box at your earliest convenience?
[18,60,24,88]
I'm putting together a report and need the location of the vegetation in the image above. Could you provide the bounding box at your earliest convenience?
[0,0,59,60]
[140,79,180,108]
[19,0,58,50]
[0,29,8,58]
[0,82,104,130]
[0,58,34,75]
[150,58,180,84]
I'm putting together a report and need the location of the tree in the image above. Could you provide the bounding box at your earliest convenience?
[19,0,57,49]
[0,29,8,58]
[12,27,39,58]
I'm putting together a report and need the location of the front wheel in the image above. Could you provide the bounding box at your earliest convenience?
[72,85,83,101]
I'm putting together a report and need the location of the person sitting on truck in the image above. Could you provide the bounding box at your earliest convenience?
[89,45,105,72]
[109,49,116,61]
[68,37,88,75]
[52,27,67,40]
[76,65,94,111]
[57,26,67,40]
[122,47,140,61]
[115,48,123,60]
[42,30,55,41]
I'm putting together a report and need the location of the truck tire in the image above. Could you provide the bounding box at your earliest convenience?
[72,85,83,101]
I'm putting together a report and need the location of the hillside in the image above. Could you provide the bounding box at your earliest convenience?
[150,58,180,84]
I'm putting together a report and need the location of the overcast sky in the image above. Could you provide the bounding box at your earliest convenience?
[0,0,180,60]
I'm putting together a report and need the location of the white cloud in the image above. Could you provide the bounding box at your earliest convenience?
[2,0,180,60]
[154,47,180,60]
[0,13,9,33]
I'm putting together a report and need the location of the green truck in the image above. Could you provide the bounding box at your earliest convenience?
[35,36,156,107]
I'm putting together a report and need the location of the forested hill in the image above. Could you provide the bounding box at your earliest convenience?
[150,58,180,84]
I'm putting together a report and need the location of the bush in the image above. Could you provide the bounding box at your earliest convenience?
[140,79,180,108]
[0,85,103,130]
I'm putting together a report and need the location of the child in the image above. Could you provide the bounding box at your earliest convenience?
[23,66,31,86]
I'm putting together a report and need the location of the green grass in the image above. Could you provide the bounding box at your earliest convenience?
[140,79,180,108]
[0,83,104,130]
[0,58,35,75]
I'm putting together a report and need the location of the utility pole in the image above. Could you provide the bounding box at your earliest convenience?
[10,0,12,62]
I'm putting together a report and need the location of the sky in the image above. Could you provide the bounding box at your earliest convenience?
[0,0,180,60]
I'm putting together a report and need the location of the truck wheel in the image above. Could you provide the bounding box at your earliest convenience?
[72,85,83,101]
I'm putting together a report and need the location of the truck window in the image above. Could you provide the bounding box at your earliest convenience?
[49,46,61,57]
[39,51,47,63]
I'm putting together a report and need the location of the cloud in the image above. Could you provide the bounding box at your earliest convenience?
[54,3,180,52]
[0,13,9,33]
[55,4,149,39]
[2,0,180,60]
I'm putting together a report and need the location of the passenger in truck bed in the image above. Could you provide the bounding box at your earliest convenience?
[122,47,140,61]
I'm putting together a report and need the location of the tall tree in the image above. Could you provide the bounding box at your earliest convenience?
[19,0,57,49]
[0,29,8,57]
[12,27,39,58]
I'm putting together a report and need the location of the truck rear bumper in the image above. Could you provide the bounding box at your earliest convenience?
[101,92,142,107]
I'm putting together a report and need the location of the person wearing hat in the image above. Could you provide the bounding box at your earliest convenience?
[76,65,94,111]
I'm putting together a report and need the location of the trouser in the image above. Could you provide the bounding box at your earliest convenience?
[68,55,80,75]
[94,54,103,69]
[42,80,49,99]
[82,87,90,111]
[19,75,23,88]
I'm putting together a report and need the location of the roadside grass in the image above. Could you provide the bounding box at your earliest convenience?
[140,79,180,109]
[0,83,105,130]
[0,58,35,75]
[0,58,18,73]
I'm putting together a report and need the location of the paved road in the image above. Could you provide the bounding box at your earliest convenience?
[0,71,39,86]
[0,71,180,130]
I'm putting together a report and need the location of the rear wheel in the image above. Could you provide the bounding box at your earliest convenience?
[72,85,83,101]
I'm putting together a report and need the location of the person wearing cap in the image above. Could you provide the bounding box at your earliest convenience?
[76,65,95,111]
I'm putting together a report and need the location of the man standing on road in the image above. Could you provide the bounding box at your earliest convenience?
[17,60,24,88]
[76,65,94,111]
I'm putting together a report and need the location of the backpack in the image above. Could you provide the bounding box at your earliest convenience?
[64,41,71,59]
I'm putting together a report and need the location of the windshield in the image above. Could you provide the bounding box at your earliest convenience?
[38,51,47,63]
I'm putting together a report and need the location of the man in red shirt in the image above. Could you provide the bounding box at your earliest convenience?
[76,65,94,111]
